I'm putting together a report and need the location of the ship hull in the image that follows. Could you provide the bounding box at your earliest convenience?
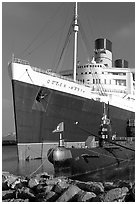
[47,144,135,181]
[11,79,134,160]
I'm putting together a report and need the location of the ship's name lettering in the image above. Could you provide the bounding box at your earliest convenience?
[46,79,85,93]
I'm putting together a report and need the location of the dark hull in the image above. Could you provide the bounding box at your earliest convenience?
[48,144,135,181]
[12,80,135,144]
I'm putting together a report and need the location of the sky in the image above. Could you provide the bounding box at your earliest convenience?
[2,1,135,136]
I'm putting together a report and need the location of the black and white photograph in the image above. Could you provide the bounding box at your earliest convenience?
[2,1,135,202]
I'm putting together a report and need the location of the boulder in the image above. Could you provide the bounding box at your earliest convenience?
[35,191,59,202]
[34,184,45,194]
[46,177,60,186]
[115,180,133,189]
[52,180,70,194]
[125,183,135,202]
[56,184,81,202]
[33,172,50,185]
[2,190,16,200]
[43,185,53,193]
[16,187,36,201]
[3,198,29,202]
[77,191,96,202]
[103,181,116,191]
[38,172,50,179]
[10,177,28,190]
[5,174,19,188]
[2,180,9,191]
[28,177,39,189]
[45,191,59,202]
[46,177,68,186]
[2,174,10,190]
[35,192,48,201]
[103,187,129,202]
[74,180,104,195]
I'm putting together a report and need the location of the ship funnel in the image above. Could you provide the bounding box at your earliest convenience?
[94,38,112,67]
[114,59,128,68]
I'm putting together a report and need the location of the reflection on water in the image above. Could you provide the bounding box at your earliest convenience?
[2,145,134,183]
[2,145,54,176]
[54,158,135,182]
[69,160,135,182]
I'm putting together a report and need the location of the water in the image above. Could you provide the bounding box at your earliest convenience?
[2,145,54,177]
[2,145,135,182]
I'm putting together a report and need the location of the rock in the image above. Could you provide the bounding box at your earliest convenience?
[33,172,50,185]
[115,180,133,189]
[36,191,59,202]
[125,183,135,202]
[52,180,70,194]
[35,192,48,201]
[74,180,104,195]
[28,177,39,189]
[46,177,68,186]
[77,191,96,202]
[90,195,102,202]
[2,190,16,200]
[38,172,50,179]
[2,174,9,190]
[103,181,116,191]
[46,177,59,186]
[3,198,29,202]
[43,185,53,193]
[16,187,36,201]
[11,178,28,190]
[6,174,19,188]
[103,187,129,202]
[45,191,59,201]
[56,184,81,202]
[2,181,9,191]
[34,184,45,194]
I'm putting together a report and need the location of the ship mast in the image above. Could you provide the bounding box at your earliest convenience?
[73,2,79,81]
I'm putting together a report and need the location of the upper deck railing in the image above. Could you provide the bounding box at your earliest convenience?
[13,58,135,96]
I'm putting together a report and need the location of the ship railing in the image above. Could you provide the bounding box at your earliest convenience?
[13,58,30,65]
[31,66,93,88]
[31,66,130,96]
[13,59,135,97]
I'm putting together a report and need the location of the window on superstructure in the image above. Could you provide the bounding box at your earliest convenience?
[96,79,98,84]
[85,72,87,74]
[104,79,106,84]
[99,79,101,84]
[116,79,126,86]
[93,79,95,84]
[89,72,91,74]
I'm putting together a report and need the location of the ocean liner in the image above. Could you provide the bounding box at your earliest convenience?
[8,3,135,160]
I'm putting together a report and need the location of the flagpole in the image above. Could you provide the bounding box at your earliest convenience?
[59,132,64,147]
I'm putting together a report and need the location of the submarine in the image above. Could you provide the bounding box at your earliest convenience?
[47,103,135,181]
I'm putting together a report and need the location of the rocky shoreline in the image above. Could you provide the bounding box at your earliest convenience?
[2,171,135,202]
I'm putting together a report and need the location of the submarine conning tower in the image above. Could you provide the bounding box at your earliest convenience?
[94,38,112,67]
